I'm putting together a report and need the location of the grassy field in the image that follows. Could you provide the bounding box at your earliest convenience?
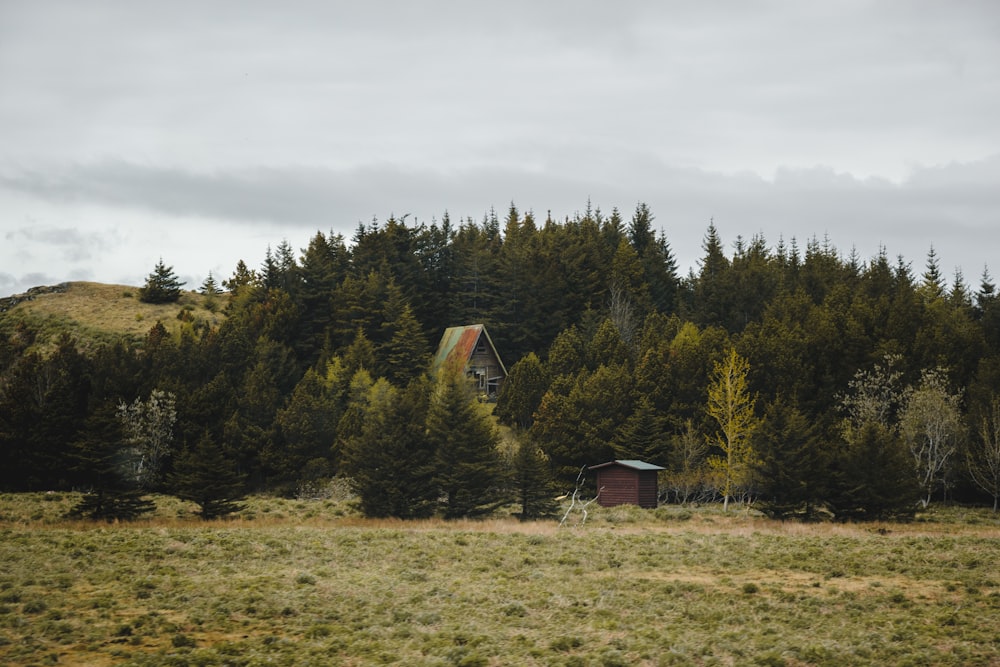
[0,282,226,352]
[2,494,999,666]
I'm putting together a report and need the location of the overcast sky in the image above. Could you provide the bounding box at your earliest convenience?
[2,1,999,298]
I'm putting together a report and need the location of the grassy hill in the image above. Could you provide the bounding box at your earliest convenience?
[0,282,228,353]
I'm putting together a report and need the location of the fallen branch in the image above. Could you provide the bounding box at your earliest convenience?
[559,466,603,527]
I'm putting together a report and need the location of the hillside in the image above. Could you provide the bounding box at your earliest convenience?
[0,281,227,353]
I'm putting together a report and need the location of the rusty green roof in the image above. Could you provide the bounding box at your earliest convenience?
[431,324,507,376]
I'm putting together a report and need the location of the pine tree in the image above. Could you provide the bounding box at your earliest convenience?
[513,439,558,520]
[753,397,827,519]
[200,271,222,311]
[379,287,428,384]
[429,367,505,518]
[67,404,156,521]
[275,368,340,484]
[139,258,186,304]
[614,396,667,464]
[223,259,258,295]
[496,352,549,430]
[341,376,437,518]
[200,271,221,297]
[834,422,919,520]
[170,434,247,519]
[920,246,945,301]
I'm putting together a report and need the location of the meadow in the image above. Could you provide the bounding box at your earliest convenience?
[2,493,999,666]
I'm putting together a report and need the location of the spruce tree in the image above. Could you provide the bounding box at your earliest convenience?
[513,439,558,520]
[200,271,221,297]
[170,434,247,519]
[496,352,549,430]
[67,405,156,521]
[223,259,258,296]
[753,397,827,519]
[834,422,920,520]
[139,258,186,304]
[429,367,505,518]
[379,289,428,385]
[200,271,222,311]
[614,396,667,464]
[341,376,437,518]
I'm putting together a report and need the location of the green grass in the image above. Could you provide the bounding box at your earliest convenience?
[2,494,1000,665]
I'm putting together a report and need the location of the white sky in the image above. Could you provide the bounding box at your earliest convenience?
[2,1,999,297]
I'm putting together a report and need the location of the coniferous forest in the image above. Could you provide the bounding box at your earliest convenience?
[2,202,999,520]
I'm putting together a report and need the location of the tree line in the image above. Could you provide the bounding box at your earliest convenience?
[1,202,999,520]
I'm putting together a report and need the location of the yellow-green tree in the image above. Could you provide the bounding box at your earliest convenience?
[706,348,760,511]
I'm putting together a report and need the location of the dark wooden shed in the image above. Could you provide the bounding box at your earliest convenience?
[588,460,664,509]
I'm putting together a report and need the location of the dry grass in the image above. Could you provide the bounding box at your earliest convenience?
[3,493,1000,666]
[0,282,227,352]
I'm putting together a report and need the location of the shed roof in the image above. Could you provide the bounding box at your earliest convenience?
[431,324,507,375]
[589,459,665,472]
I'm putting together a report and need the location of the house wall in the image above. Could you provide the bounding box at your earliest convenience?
[595,467,640,507]
[636,471,659,509]
[467,337,505,393]
[595,467,659,509]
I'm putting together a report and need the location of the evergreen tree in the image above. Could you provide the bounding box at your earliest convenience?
[341,376,438,518]
[200,271,222,311]
[429,367,505,518]
[200,271,221,297]
[67,404,156,521]
[834,422,919,520]
[532,364,630,481]
[170,434,247,519]
[223,259,258,296]
[693,221,732,329]
[297,231,349,365]
[513,439,559,520]
[496,352,549,430]
[920,246,945,301]
[275,368,341,484]
[139,258,186,304]
[753,397,828,519]
[379,286,428,384]
[0,336,91,490]
[614,396,667,464]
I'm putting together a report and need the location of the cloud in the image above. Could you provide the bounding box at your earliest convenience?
[1,153,996,297]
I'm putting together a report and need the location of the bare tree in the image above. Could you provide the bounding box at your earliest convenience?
[969,398,1000,511]
[118,389,177,489]
[664,419,710,504]
[899,369,963,508]
[607,283,639,352]
[839,353,906,441]
[558,466,603,527]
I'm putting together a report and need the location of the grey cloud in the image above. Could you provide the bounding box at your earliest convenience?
[2,155,996,283]
[5,224,109,263]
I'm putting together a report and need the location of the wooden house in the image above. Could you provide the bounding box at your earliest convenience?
[588,460,664,509]
[431,324,507,398]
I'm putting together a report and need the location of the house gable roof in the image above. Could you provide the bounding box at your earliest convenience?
[431,324,507,376]
[589,459,665,472]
